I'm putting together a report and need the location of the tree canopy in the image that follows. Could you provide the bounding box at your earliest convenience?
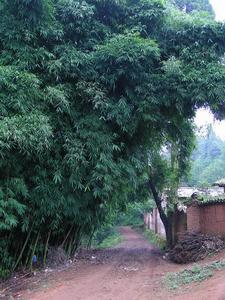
[1,0,225,271]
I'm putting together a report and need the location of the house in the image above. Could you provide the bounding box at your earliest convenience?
[144,184,225,242]
[213,178,225,192]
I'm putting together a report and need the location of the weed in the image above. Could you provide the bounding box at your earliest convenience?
[97,233,122,249]
[141,228,166,249]
[165,259,225,290]
[0,268,11,280]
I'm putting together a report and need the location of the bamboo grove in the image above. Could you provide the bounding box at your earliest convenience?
[1,0,225,274]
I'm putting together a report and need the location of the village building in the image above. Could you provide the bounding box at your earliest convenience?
[144,181,225,242]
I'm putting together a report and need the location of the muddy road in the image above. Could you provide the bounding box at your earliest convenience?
[21,227,173,300]
[7,227,225,300]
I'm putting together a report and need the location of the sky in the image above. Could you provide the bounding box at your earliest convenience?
[210,0,225,21]
[195,1,225,139]
[195,109,225,140]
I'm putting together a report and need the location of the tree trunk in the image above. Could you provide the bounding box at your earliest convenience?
[165,217,173,248]
[148,179,173,248]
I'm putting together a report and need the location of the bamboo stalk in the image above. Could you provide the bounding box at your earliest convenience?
[13,224,34,272]
[61,225,73,248]
[67,238,73,257]
[29,231,40,271]
[72,226,83,255]
[43,230,51,267]
[87,228,95,249]
[25,239,33,266]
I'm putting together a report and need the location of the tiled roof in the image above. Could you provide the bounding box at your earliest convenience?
[213,178,225,187]
[178,187,224,198]
[177,187,225,208]
[197,196,225,206]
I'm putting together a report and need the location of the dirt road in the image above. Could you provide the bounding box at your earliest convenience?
[16,227,225,300]
[22,227,174,300]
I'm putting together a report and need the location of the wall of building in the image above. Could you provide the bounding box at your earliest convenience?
[200,204,225,235]
[187,202,200,232]
[187,203,225,236]
[172,210,187,241]
[144,209,187,241]
[144,209,166,237]
[144,202,225,242]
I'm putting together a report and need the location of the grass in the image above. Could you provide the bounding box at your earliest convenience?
[133,225,166,250]
[143,228,166,249]
[96,232,122,249]
[165,259,225,290]
[0,267,11,280]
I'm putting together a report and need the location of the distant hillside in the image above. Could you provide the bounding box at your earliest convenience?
[188,130,225,186]
[173,0,215,15]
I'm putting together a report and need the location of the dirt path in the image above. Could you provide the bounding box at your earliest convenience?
[13,227,225,300]
[22,227,174,300]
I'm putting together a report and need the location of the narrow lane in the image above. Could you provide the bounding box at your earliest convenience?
[28,226,167,300]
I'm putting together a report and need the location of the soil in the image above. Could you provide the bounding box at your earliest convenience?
[2,226,225,300]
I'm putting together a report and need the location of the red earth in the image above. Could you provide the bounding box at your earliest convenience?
[3,226,225,300]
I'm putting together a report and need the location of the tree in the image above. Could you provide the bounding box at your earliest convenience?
[0,0,225,272]
[147,119,195,247]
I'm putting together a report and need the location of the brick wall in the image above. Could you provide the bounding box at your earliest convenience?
[187,202,200,232]
[187,203,225,236]
[172,210,187,241]
[145,202,225,241]
[200,204,225,235]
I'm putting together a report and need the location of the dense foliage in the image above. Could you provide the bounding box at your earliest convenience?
[1,0,225,272]
[117,201,155,226]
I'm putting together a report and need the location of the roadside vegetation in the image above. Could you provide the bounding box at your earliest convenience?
[117,201,155,227]
[142,229,166,250]
[96,232,122,249]
[91,223,122,249]
[132,224,166,250]
[165,259,225,290]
